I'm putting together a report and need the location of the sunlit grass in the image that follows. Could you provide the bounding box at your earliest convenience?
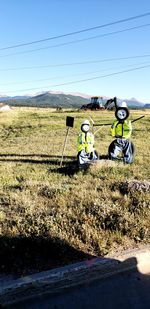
[0,107,149,273]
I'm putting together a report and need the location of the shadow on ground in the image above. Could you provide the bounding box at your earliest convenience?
[16,261,150,309]
[1,252,150,308]
[0,236,96,277]
[0,154,76,166]
[0,153,109,175]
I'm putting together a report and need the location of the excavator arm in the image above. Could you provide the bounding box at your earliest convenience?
[104,97,117,110]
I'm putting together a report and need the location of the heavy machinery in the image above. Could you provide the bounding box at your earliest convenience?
[80,96,117,111]
[80,96,104,110]
[104,97,117,110]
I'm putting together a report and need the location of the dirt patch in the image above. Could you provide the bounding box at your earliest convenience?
[118,180,150,194]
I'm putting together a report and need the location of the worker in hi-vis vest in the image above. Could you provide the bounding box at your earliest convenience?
[109,102,134,164]
[77,119,98,165]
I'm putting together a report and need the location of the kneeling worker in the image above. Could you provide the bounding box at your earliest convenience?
[77,119,98,166]
[109,102,134,164]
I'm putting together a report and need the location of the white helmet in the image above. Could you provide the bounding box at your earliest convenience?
[81,119,90,126]
[81,119,90,132]
[118,101,127,108]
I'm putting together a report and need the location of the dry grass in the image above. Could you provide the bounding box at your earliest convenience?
[0,107,149,275]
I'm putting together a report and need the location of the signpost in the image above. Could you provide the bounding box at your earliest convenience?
[60,116,74,167]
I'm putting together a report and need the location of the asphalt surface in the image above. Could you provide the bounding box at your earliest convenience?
[7,269,150,309]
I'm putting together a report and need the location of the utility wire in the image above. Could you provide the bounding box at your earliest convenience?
[0,12,150,51]
[1,53,150,72]
[1,60,150,86]
[51,64,150,87]
[5,63,150,94]
[0,23,150,57]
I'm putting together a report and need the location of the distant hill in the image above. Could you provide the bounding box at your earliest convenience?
[0,95,30,101]
[1,92,88,109]
[144,103,150,108]
[0,92,149,109]
[124,98,145,109]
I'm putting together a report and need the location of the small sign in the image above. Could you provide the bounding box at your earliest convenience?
[66,116,74,127]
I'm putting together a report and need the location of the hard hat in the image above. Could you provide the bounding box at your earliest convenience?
[81,119,90,126]
[81,119,90,132]
[118,101,128,108]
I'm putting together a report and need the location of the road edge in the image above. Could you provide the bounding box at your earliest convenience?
[0,245,150,306]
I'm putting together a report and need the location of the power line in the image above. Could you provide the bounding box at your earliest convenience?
[51,64,150,87]
[0,12,150,51]
[0,23,150,58]
[5,63,150,94]
[1,53,150,72]
[1,60,150,86]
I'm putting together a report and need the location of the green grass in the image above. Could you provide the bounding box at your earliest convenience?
[0,107,149,274]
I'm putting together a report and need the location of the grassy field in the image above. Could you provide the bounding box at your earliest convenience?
[0,107,150,275]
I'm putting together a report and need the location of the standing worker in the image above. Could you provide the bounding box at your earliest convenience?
[109,102,134,164]
[77,119,98,166]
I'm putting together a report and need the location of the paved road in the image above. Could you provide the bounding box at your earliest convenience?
[8,270,150,309]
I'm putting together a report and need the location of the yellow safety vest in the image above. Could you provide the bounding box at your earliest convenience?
[111,119,132,139]
[77,132,94,153]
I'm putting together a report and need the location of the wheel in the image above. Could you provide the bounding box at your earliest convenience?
[115,107,129,121]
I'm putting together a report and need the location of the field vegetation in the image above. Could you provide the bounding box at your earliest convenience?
[0,107,149,275]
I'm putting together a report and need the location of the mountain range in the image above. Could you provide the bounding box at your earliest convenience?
[0,91,149,109]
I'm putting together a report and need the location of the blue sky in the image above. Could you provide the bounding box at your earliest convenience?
[0,0,150,102]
